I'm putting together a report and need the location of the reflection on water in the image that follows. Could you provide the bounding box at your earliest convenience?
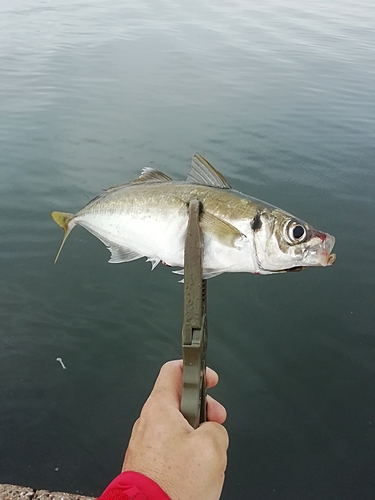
[1,1,375,498]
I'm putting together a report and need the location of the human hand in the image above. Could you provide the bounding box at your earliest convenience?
[122,360,228,500]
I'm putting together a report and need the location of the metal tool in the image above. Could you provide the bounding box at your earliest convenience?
[181,199,207,429]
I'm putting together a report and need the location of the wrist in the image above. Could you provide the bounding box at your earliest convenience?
[100,470,171,500]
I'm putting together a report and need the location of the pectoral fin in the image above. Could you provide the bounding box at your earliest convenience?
[200,212,246,248]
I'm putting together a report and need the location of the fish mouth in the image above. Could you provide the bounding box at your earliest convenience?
[308,232,336,267]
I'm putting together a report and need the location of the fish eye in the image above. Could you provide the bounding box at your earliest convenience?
[293,225,305,239]
[286,221,307,243]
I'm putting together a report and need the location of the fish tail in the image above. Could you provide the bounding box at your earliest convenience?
[51,211,75,263]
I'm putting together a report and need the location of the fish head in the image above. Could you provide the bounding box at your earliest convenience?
[252,209,336,274]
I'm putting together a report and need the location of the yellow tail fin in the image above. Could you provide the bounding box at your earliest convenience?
[51,211,75,263]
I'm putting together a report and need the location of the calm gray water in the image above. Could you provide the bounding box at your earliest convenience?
[1,1,375,498]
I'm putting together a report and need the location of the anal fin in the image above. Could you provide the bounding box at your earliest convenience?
[108,244,144,264]
[79,223,144,264]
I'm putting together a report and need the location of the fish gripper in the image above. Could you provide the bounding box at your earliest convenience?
[181,199,207,429]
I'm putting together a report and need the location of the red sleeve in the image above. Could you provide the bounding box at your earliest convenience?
[97,470,171,500]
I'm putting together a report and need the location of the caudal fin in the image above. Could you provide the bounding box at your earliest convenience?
[51,211,75,263]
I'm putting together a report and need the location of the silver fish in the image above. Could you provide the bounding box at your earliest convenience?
[51,154,336,279]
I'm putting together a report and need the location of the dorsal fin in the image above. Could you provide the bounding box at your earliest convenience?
[136,167,172,183]
[187,154,231,189]
[104,168,172,193]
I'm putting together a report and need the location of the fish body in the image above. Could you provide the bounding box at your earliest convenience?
[52,154,336,278]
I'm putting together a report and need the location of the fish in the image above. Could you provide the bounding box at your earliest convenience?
[51,153,336,279]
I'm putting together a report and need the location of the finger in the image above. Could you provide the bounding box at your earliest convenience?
[206,395,227,424]
[149,361,219,401]
[148,361,221,412]
[206,367,219,389]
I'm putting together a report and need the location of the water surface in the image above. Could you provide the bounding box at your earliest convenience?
[1,1,375,499]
